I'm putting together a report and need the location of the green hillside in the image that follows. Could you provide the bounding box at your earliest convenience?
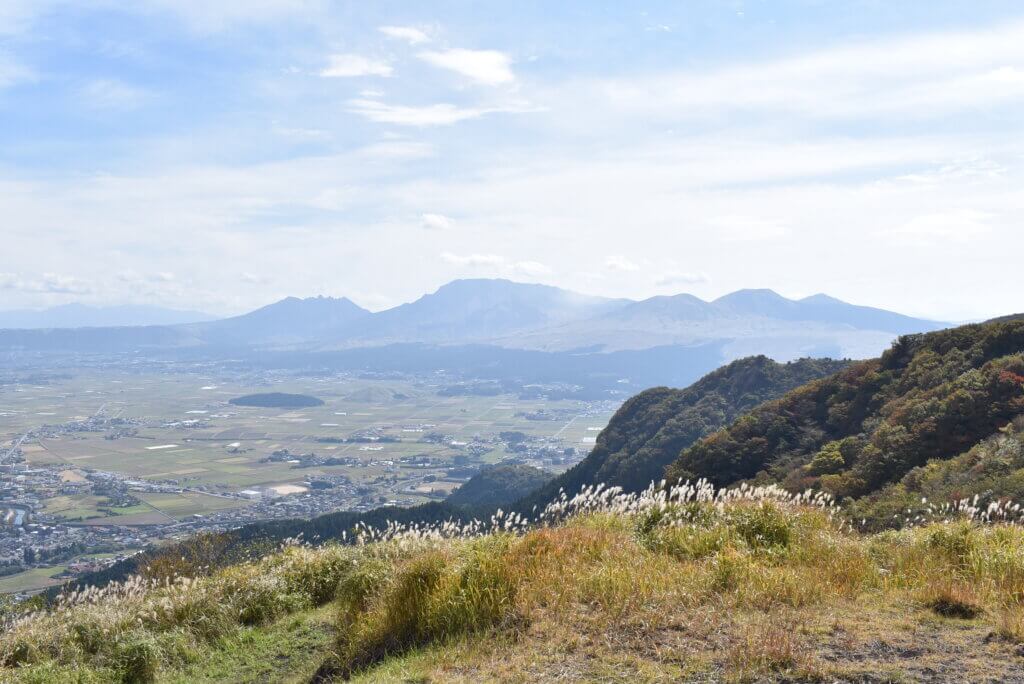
[446,464,552,508]
[228,393,324,408]
[666,320,1024,510]
[511,356,848,513]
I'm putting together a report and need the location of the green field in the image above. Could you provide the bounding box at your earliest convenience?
[0,553,123,594]
[0,566,68,594]
[1,371,618,518]
[136,491,251,518]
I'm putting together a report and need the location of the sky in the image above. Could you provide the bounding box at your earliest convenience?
[1,1,1022,321]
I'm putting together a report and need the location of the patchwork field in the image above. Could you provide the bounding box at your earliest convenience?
[0,370,618,519]
[0,552,124,594]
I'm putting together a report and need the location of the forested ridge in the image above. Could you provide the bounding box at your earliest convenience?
[509,356,848,513]
[667,320,1024,506]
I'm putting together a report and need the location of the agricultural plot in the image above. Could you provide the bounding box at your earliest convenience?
[1,370,619,519]
[42,494,123,520]
[0,566,68,594]
[135,492,250,518]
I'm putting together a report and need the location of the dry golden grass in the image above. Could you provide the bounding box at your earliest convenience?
[5,483,1024,682]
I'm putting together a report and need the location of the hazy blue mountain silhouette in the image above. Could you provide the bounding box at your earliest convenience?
[0,303,214,329]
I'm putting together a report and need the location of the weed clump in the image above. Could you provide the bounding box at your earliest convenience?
[921,580,984,619]
[337,535,521,675]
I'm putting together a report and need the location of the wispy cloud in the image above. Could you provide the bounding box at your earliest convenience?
[0,51,33,89]
[440,252,550,277]
[605,255,639,272]
[708,216,791,242]
[655,270,709,287]
[320,54,392,78]
[891,209,994,244]
[348,98,498,126]
[137,0,327,33]
[441,252,505,267]
[583,19,1024,123]
[511,260,551,276]
[79,79,152,109]
[421,213,454,230]
[418,48,514,85]
[0,272,93,294]
[378,25,430,45]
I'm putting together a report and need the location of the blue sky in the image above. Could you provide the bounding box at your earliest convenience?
[1,1,1023,319]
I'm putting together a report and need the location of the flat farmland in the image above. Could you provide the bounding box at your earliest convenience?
[135,491,251,518]
[1,370,620,506]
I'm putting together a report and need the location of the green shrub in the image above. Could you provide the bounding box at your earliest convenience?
[112,635,159,683]
[339,536,520,675]
[710,549,751,593]
[274,545,355,606]
[728,502,793,550]
[643,524,736,560]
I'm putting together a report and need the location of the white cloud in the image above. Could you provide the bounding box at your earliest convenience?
[655,271,709,287]
[0,272,93,294]
[512,261,551,276]
[348,97,539,126]
[357,140,435,161]
[605,255,639,272]
[79,79,152,109]
[378,25,430,45]
[272,124,330,141]
[579,19,1024,124]
[438,252,550,277]
[440,252,505,267]
[241,272,270,284]
[417,48,514,86]
[421,213,454,230]
[0,52,32,89]
[347,98,490,126]
[320,54,392,78]
[708,216,791,242]
[891,209,994,243]
[138,0,327,33]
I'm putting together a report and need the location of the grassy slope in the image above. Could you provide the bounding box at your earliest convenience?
[6,489,1024,683]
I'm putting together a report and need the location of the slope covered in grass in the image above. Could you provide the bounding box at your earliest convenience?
[6,482,1024,683]
[667,319,1024,501]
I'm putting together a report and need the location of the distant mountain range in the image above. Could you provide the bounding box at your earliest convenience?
[0,303,214,329]
[185,296,369,347]
[496,287,944,359]
[0,279,948,366]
